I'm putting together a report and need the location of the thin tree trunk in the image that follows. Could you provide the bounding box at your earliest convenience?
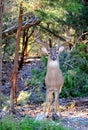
[19,29,29,69]
[10,3,23,113]
[19,28,34,69]
[66,26,73,50]
[0,0,3,109]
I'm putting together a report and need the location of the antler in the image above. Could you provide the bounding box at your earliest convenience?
[55,38,65,51]
[34,31,50,50]
[56,39,64,52]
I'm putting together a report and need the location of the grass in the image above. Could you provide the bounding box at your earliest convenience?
[0,116,71,130]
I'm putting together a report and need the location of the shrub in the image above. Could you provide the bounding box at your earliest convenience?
[20,116,69,130]
[0,116,19,130]
[0,116,69,130]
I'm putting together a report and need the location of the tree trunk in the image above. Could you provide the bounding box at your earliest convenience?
[10,3,23,113]
[0,0,3,109]
[19,28,34,69]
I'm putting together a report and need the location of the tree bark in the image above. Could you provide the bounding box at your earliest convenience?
[10,3,23,113]
[0,0,3,109]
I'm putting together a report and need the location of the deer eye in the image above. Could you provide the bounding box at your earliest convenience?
[48,52,50,55]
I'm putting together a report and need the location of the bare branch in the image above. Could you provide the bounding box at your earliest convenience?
[34,31,50,50]
[78,32,88,41]
[64,62,74,69]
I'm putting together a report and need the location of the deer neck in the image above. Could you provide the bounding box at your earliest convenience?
[47,58,59,69]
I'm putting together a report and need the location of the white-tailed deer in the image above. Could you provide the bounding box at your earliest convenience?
[34,33,64,119]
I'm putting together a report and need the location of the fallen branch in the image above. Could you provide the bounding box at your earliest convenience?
[75,98,88,106]
[61,97,88,107]
[65,98,88,107]
[2,15,40,37]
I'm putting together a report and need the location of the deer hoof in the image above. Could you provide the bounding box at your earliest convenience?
[52,112,61,120]
[56,112,62,117]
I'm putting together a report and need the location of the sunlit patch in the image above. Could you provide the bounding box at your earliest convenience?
[17,91,31,105]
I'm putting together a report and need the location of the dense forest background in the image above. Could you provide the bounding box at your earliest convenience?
[0,0,88,130]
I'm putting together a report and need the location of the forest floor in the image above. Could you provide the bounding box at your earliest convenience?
[0,59,88,130]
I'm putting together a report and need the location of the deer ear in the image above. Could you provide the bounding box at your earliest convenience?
[59,46,64,52]
[41,47,49,55]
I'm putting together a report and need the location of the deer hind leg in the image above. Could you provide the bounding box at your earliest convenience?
[54,91,61,117]
[44,90,53,116]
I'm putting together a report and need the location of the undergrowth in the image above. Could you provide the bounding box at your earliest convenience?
[0,116,19,130]
[0,116,70,130]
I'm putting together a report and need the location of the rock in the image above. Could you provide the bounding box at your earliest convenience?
[35,112,46,121]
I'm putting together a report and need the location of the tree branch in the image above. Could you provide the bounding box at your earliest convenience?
[78,32,88,40]
[39,24,66,42]
[2,15,40,37]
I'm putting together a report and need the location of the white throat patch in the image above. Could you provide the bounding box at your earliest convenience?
[48,60,59,67]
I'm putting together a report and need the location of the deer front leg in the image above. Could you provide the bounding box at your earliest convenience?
[54,91,61,117]
[44,90,53,117]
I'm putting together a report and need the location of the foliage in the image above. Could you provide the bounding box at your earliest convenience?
[61,43,88,97]
[17,91,30,105]
[20,116,68,130]
[0,116,69,130]
[61,70,88,97]
[26,69,44,86]
[3,38,16,60]
[3,0,88,60]
[66,4,88,35]
[0,116,19,130]
[26,55,47,87]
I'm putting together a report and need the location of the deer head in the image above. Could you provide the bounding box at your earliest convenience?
[34,32,64,61]
[42,46,64,61]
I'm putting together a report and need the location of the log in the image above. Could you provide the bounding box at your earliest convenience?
[63,97,88,107]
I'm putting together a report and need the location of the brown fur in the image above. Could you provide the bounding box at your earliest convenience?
[44,51,64,116]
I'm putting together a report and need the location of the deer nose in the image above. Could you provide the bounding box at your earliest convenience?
[52,56,56,61]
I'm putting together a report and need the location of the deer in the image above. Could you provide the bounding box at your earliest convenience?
[34,33,64,120]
